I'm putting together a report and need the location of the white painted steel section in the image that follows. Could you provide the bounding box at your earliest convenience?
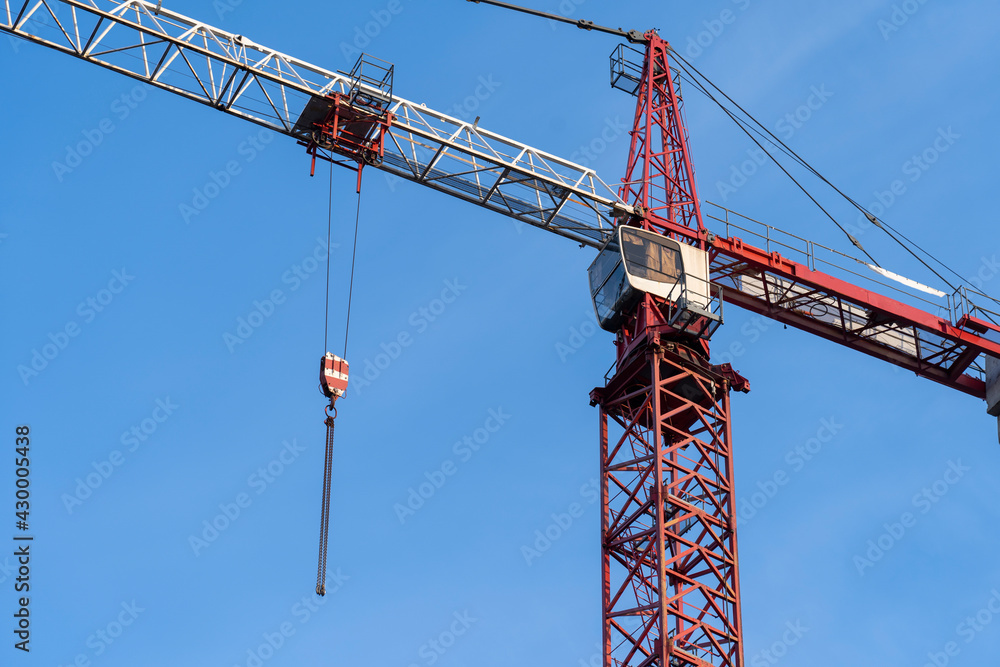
[1,0,631,246]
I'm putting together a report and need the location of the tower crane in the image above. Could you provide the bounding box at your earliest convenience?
[4,2,1000,666]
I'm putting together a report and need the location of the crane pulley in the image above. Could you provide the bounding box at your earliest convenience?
[302,54,394,192]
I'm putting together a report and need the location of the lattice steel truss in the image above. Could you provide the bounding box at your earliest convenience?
[1,0,630,246]
[594,340,743,667]
[616,37,703,236]
[597,33,745,667]
[703,203,1000,397]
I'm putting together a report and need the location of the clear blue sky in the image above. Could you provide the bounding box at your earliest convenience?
[2,1,1000,665]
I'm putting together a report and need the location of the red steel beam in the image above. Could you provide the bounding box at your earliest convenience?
[594,341,744,667]
[633,209,997,399]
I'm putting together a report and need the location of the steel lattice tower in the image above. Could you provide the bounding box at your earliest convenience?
[593,34,747,667]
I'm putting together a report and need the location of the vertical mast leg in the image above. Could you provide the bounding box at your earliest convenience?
[594,334,744,667]
[598,24,746,665]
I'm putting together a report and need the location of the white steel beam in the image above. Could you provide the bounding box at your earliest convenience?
[1,0,630,247]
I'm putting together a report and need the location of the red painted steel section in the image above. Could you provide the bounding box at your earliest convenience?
[958,315,1000,336]
[708,235,999,358]
[320,353,349,403]
[597,32,745,667]
[599,28,995,667]
[593,342,744,667]
[618,34,704,244]
[645,211,996,398]
[306,92,393,174]
[615,185,996,397]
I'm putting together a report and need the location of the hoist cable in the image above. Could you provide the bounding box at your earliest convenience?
[323,162,334,352]
[672,74,813,175]
[343,180,363,359]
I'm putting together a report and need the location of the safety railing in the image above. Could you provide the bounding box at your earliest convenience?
[701,201,995,327]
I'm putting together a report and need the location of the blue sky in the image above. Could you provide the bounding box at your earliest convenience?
[2,1,1000,665]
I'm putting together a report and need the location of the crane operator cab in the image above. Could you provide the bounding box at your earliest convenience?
[588,226,722,338]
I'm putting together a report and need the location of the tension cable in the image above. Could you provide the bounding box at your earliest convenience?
[314,166,365,596]
[343,179,363,359]
[668,47,974,295]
